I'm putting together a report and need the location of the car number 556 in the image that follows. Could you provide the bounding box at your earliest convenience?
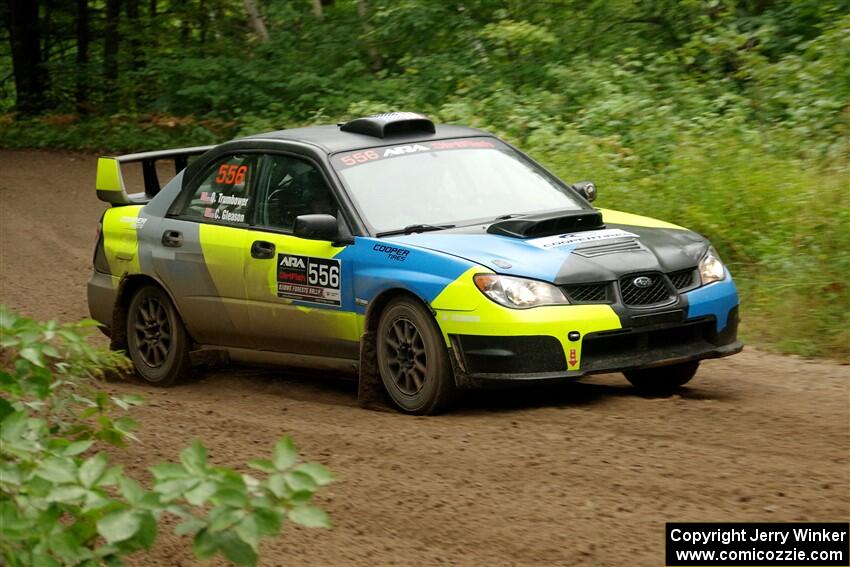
[309,263,340,288]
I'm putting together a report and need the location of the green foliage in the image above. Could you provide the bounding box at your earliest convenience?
[0,308,332,566]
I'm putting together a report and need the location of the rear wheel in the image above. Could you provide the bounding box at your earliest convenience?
[376,297,457,415]
[624,360,699,395]
[126,285,191,386]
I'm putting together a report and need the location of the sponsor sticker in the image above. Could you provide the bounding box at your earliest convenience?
[120,216,147,229]
[333,138,498,169]
[372,243,410,262]
[277,254,341,306]
[529,228,639,249]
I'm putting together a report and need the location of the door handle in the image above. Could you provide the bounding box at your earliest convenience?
[161,230,183,248]
[251,240,276,259]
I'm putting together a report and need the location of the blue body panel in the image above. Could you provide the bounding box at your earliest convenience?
[386,233,577,281]
[336,237,477,314]
[684,275,739,331]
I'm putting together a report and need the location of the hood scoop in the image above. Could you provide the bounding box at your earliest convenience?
[487,209,604,239]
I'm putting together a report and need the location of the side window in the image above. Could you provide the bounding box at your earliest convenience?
[256,154,339,232]
[182,154,258,225]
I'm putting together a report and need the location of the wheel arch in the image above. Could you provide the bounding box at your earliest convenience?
[364,287,432,333]
[356,287,436,408]
[110,274,190,351]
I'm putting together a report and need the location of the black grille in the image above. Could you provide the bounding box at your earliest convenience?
[619,273,672,306]
[455,335,566,374]
[580,319,716,372]
[574,239,642,258]
[563,283,611,303]
[668,268,696,290]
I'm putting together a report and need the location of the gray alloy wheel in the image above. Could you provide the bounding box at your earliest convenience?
[126,285,191,386]
[376,297,457,415]
[624,360,699,395]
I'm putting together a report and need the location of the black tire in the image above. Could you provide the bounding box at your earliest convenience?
[376,297,457,415]
[624,360,699,395]
[126,285,192,386]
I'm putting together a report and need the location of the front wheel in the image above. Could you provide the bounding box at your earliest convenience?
[624,360,699,395]
[376,297,457,415]
[126,285,192,386]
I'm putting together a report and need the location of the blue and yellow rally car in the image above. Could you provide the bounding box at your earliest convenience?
[88,112,742,414]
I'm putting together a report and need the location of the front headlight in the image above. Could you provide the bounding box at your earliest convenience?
[473,274,568,309]
[699,247,726,285]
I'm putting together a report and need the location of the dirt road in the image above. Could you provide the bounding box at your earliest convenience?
[1,150,848,566]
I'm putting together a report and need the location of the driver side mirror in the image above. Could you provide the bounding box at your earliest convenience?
[572,181,597,202]
[294,214,340,241]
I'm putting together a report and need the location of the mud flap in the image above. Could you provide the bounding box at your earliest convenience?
[357,331,393,411]
[109,277,131,352]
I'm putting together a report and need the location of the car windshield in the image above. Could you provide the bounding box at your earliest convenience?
[330,138,586,234]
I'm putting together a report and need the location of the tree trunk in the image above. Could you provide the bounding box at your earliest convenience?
[103,0,121,103]
[75,0,89,111]
[357,0,382,72]
[311,0,323,20]
[7,0,48,113]
[125,0,141,70]
[43,0,52,59]
[199,0,208,44]
[242,0,269,42]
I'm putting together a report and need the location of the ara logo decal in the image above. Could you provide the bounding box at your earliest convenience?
[383,144,430,157]
[279,255,306,269]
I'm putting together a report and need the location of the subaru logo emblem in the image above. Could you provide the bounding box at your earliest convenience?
[633,276,653,288]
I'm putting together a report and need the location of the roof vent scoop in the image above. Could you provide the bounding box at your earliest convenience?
[340,112,436,138]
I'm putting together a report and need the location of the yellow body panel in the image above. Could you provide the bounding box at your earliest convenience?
[101,206,143,284]
[198,224,252,300]
[431,270,622,370]
[598,208,685,230]
[96,157,124,193]
[241,230,360,344]
[430,267,489,311]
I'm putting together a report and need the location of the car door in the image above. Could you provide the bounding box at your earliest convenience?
[151,153,258,347]
[242,152,359,358]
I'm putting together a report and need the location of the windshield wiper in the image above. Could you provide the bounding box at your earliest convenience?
[493,213,529,221]
[377,223,456,237]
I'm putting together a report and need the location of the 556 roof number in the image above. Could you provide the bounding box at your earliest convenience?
[340,150,379,166]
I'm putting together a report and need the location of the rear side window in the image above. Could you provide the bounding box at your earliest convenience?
[182,154,258,225]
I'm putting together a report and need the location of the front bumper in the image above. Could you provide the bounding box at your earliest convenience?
[448,311,741,387]
[436,277,742,388]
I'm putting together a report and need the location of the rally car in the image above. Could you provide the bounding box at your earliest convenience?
[88,112,742,414]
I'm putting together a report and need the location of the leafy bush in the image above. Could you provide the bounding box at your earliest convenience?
[0,308,333,566]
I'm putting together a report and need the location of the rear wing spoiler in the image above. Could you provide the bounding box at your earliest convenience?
[95,145,214,205]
